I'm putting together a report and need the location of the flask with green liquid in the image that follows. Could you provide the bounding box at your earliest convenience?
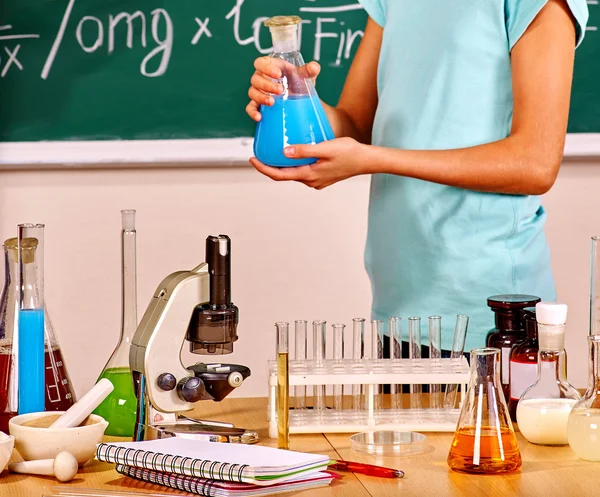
[93,210,138,437]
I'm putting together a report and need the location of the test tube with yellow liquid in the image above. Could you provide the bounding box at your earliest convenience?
[276,322,289,449]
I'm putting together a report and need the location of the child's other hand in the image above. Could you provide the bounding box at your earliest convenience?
[246,57,321,122]
[249,137,372,189]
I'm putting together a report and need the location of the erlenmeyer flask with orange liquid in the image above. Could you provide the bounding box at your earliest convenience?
[447,348,522,474]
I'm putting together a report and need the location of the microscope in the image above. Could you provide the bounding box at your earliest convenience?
[130,235,257,443]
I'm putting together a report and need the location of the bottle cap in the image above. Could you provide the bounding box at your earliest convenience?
[264,16,302,27]
[487,294,541,310]
[535,302,568,325]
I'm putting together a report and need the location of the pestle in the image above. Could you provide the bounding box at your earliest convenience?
[9,451,79,482]
[50,378,114,429]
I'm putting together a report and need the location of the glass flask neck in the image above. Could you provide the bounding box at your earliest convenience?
[591,237,600,335]
[269,25,299,54]
[536,350,567,385]
[587,336,600,396]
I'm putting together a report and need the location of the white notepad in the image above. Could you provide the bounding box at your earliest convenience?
[96,438,331,485]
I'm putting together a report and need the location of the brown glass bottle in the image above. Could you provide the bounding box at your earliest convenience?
[508,308,538,421]
[486,295,541,403]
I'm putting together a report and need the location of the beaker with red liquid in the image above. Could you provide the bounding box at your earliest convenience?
[0,232,76,432]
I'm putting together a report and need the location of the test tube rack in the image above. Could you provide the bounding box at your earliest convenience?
[267,357,470,437]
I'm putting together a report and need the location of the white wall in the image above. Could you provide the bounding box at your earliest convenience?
[0,158,596,401]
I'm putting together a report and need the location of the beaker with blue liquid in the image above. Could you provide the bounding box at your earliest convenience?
[254,16,335,167]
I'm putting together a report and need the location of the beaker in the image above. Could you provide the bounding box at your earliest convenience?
[516,303,580,445]
[253,15,335,167]
[0,226,76,431]
[447,348,521,474]
[93,210,138,437]
[567,334,600,461]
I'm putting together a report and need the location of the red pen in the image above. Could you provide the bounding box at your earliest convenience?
[329,460,404,478]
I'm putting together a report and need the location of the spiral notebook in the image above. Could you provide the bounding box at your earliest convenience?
[115,464,335,496]
[96,438,331,486]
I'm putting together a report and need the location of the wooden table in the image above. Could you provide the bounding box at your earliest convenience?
[2,397,599,497]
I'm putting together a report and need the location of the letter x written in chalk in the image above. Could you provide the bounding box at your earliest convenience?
[192,17,212,45]
[1,45,23,77]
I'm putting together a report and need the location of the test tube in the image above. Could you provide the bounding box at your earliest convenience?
[371,320,383,410]
[294,320,307,412]
[276,322,289,449]
[332,323,345,410]
[313,320,327,414]
[444,314,470,408]
[408,317,422,409]
[390,317,402,409]
[352,318,365,411]
[429,316,442,409]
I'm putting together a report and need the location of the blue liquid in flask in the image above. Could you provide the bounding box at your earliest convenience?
[18,308,45,414]
[254,95,335,167]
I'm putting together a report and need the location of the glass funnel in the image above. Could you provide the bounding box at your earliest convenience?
[253,15,335,167]
[447,348,521,474]
[93,210,138,437]
[568,335,600,461]
[0,225,76,430]
[516,302,580,445]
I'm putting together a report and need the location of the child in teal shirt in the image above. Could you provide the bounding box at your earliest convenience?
[246,0,588,351]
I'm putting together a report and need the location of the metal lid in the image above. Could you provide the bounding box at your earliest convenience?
[264,16,302,27]
[487,294,541,310]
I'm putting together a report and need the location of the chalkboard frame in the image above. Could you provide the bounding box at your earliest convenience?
[0,134,596,169]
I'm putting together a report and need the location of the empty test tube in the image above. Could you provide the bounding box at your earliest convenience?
[371,320,384,410]
[390,317,402,409]
[444,314,470,408]
[429,316,442,409]
[352,318,365,411]
[294,320,307,412]
[332,323,345,410]
[276,322,289,449]
[408,317,422,409]
[313,320,327,414]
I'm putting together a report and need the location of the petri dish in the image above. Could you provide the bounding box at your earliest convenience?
[350,430,428,456]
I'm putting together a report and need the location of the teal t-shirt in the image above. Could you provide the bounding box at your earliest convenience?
[359,0,588,350]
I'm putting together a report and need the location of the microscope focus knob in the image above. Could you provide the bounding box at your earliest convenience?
[177,377,206,403]
[157,373,177,391]
[228,371,244,388]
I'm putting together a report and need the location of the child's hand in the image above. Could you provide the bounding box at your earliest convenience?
[249,137,372,190]
[246,57,321,122]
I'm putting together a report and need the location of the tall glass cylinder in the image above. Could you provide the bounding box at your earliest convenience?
[591,237,600,335]
[351,318,364,412]
[17,224,45,414]
[294,320,307,412]
[445,314,470,408]
[390,317,402,409]
[312,320,326,414]
[93,210,138,437]
[276,322,289,449]
[332,323,345,411]
[429,316,442,409]
[408,317,422,409]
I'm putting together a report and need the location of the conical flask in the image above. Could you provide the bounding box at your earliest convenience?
[448,348,522,474]
[0,224,76,431]
[93,210,138,437]
[253,15,335,167]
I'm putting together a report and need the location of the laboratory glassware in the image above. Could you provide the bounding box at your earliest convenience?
[253,16,335,167]
[516,303,579,445]
[332,323,345,411]
[351,318,365,412]
[444,314,470,408]
[370,320,383,411]
[0,227,76,430]
[276,322,289,449]
[429,316,442,409]
[294,320,307,413]
[486,294,541,401]
[408,317,422,409]
[568,334,600,460]
[447,348,521,474]
[93,210,138,437]
[390,317,402,409]
[508,308,539,421]
[591,236,600,335]
[312,320,326,413]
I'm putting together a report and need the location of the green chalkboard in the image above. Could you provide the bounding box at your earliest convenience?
[0,1,597,142]
[0,0,367,141]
